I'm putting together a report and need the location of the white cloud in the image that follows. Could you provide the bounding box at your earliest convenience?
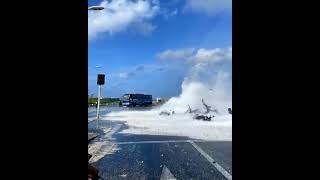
[118,72,130,79]
[163,8,178,19]
[111,64,161,80]
[110,48,231,81]
[156,47,232,66]
[131,22,157,35]
[184,0,232,15]
[156,48,196,61]
[88,0,160,40]
[115,72,136,79]
[190,48,232,65]
[107,72,132,80]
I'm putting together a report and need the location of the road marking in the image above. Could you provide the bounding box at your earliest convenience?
[160,165,176,180]
[115,140,208,145]
[91,139,232,179]
[189,141,232,180]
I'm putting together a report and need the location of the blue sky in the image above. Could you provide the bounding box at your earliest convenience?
[88,0,232,98]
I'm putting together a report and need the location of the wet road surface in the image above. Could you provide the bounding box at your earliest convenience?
[88,107,232,180]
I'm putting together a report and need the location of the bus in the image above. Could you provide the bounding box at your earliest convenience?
[120,93,153,107]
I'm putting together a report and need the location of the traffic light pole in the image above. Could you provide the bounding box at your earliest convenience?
[96,73,105,129]
[96,85,101,129]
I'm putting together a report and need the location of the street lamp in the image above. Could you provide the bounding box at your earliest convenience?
[88,6,105,11]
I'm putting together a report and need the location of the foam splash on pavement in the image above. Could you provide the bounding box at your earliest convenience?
[88,126,120,163]
[103,109,232,141]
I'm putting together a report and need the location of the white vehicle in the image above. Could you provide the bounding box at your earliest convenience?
[156,98,162,103]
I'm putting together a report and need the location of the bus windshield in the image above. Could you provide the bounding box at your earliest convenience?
[122,94,130,100]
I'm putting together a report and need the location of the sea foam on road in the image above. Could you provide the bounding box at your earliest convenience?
[101,48,232,141]
[103,109,232,141]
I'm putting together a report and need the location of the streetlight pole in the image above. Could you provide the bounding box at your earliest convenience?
[89,5,104,127]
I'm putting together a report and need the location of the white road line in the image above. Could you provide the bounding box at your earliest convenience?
[160,165,177,180]
[189,141,232,180]
[115,140,208,145]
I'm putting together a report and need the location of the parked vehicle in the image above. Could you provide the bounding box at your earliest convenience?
[120,93,153,107]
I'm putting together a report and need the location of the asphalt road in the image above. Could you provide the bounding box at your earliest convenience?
[88,108,232,180]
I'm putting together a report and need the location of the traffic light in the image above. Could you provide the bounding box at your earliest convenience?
[97,74,105,85]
